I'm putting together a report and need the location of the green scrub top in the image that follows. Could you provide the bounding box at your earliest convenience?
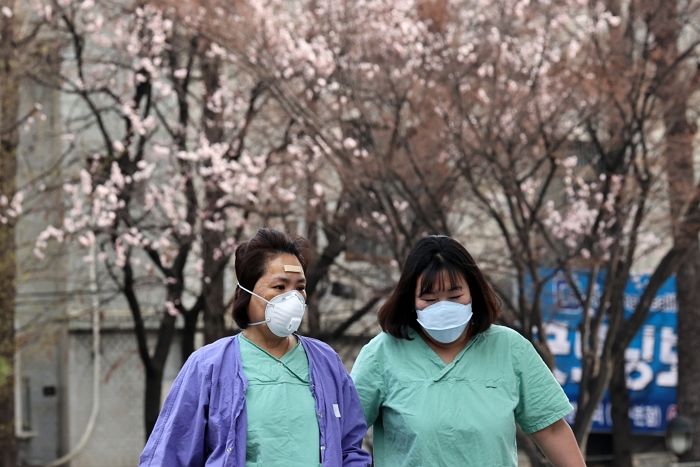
[350,325,573,467]
[240,334,320,467]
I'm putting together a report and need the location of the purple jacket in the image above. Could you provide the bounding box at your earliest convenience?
[139,334,371,467]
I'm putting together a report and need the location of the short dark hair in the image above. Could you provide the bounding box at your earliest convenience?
[232,228,308,328]
[378,235,500,339]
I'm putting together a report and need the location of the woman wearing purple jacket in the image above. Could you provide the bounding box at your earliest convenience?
[140,228,371,467]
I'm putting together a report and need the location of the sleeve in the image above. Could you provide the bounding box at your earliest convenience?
[139,353,211,467]
[338,360,373,467]
[513,337,573,434]
[350,342,384,427]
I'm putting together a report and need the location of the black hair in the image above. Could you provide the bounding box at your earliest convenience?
[378,235,500,339]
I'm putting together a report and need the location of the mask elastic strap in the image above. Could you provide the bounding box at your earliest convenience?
[238,283,269,326]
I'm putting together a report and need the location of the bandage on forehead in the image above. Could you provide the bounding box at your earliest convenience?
[283,264,303,273]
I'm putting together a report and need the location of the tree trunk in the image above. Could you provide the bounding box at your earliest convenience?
[144,366,164,441]
[648,0,700,459]
[610,358,633,467]
[200,46,227,345]
[574,275,630,453]
[0,219,17,467]
[306,295,321,337]
[304,201,352,336]
[202,226,226,344]
[0,1,19,464]
[202,234,226,341]
[573,357,613,456]
[661,42,700,462]
[143,294,179,439]
[143,311,178,440]
[181,307,199,363]
[126,265,180,440]
[676,249,700,461]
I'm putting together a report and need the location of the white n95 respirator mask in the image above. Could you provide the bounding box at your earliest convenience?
[238,284,307,337]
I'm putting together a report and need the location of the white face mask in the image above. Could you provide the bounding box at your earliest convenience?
[416,301,473,344]
[238,283,307,337]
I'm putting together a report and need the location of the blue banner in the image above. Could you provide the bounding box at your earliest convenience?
[537,269,677,434]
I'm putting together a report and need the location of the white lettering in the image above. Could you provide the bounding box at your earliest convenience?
[659,327,677,365]
[570,367,582,383]
[553,367,567,385]
[593,403,605,425]
[657,365,677,387]
[641,326,655,361]
[645,405,662,428]
[626,360,654,391]
[629,405,646,427]
[545,323,571,355]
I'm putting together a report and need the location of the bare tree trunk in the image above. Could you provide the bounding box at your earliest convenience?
[648,0,700,460]
[181,306,199,362]
[661,42,700,463]
[0,163,17,466]
[144,367,164,441]
[676,249,700,462]
[202,226,227,343]
[0,1,19,464]
[124,258,181,440]
[610,358,633,467]
[666,98,700,460]
[144,311,177,440]
[200,46,228,345]
[305,195,354,336]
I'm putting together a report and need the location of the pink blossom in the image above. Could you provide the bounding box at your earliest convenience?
[342,138,358,150]
[164,301,179,317]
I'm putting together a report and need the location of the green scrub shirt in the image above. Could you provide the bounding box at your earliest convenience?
[240,335,320,467]
[350,325,572,467]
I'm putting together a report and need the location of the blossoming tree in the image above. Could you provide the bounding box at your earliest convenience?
[11,0,700,460]
[24,0,323,436]
[195,0,700,460]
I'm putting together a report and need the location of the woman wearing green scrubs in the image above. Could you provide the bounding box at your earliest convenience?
[351,235,586,467]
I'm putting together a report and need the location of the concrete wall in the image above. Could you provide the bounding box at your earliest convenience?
[14,43,69,465]
[66,325,184,467]
[15,328,67,465]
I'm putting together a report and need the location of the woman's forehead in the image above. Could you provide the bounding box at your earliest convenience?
[417,269,466,292]
[263,253,304,277]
